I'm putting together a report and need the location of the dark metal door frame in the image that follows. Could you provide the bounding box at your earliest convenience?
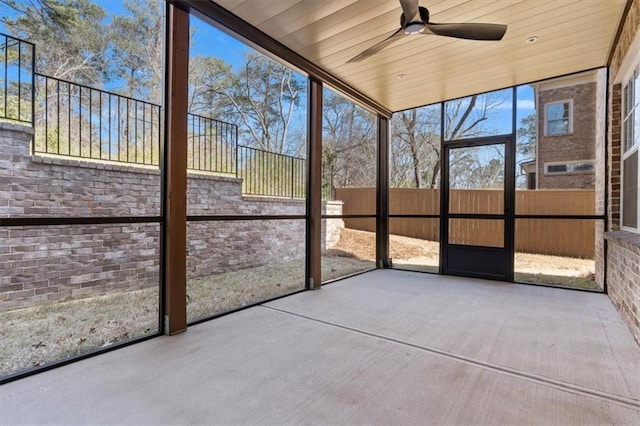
[439,135,515,281]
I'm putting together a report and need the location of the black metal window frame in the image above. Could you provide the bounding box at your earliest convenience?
[319,213,379,284]
[185,214,308,326]
[0,214,165,384]
[1,0,613,385]
[386,80,607,292]
[0,17,319,383]
[0,10,173,385]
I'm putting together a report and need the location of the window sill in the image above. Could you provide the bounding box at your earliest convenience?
[605,230,640,253]
[543,171,595,176]
[543,132,573,137]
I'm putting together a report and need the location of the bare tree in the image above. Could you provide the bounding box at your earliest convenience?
[390,92,509,189]
[322,90,376,190]
[390,106,439,188]
[449,145,505,189]
[1,0,108,83]
[107,0,164,104]
[210,52,306,154]
[187,55,235,116]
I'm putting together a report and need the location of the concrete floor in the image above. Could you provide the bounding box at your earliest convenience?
[2,270,640,425]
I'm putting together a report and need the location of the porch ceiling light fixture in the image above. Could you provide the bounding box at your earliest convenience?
[397,73,407,80]
[526,36,538,44]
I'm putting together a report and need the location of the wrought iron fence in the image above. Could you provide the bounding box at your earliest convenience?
[0,33,34,123]
[322,165,335,200]
[32,73,240,172]
[237,145,306,198]
[187,112,237,174]
[34,74,162,165]
[1,31,310,199]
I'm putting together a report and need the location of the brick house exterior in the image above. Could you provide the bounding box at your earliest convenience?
[523,71,600,190]
[605,0,640,345]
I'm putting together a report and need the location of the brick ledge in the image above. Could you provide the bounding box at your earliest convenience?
[0,121,33,133]
[605,230,640,253]
[31,154,161,175]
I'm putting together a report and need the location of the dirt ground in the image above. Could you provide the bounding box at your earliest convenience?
[332,228,597,289]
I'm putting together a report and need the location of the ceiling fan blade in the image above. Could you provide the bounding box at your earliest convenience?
[399,0,419,22]
[347,28,406,63]
[425,22,507,41]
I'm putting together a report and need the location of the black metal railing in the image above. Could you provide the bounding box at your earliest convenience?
[187,112,237,174]
[322,167,335,201]
[34,74,162,165]
[34,75,239,170]
[0,33,34,124]
[237,145,305,198]
[1,31,311,199]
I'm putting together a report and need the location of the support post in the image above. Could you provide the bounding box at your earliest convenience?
[306,78,322,289]
[163,3,189,334]
[376,115,390,268]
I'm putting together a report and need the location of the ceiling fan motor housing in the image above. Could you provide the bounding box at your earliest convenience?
[401,6,430,27]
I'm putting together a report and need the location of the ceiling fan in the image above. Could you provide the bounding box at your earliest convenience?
[347,0,507,63]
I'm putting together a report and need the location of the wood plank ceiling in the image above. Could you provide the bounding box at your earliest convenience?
[212,0,626,112]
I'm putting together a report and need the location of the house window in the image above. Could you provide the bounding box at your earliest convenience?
[547,164,568,173]
[544,160,595,175]
[622,66,640,230]
[545,100,572,136]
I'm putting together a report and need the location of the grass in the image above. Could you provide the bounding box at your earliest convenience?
[186,256,373,322]
[0,228,597,378]
[0,289,159,377]
[0,254,372,378]
[514,272,597,290]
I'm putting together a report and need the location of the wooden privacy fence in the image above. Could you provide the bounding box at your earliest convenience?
[334,188,596,258]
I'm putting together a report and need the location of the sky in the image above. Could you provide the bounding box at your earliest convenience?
[190,14,249,71]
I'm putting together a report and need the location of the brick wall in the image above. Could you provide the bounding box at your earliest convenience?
[537,82,596,189]
[0,223,161,310]
[606,0,640,345]
[0,122,343,310]
[605,232,640,344]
